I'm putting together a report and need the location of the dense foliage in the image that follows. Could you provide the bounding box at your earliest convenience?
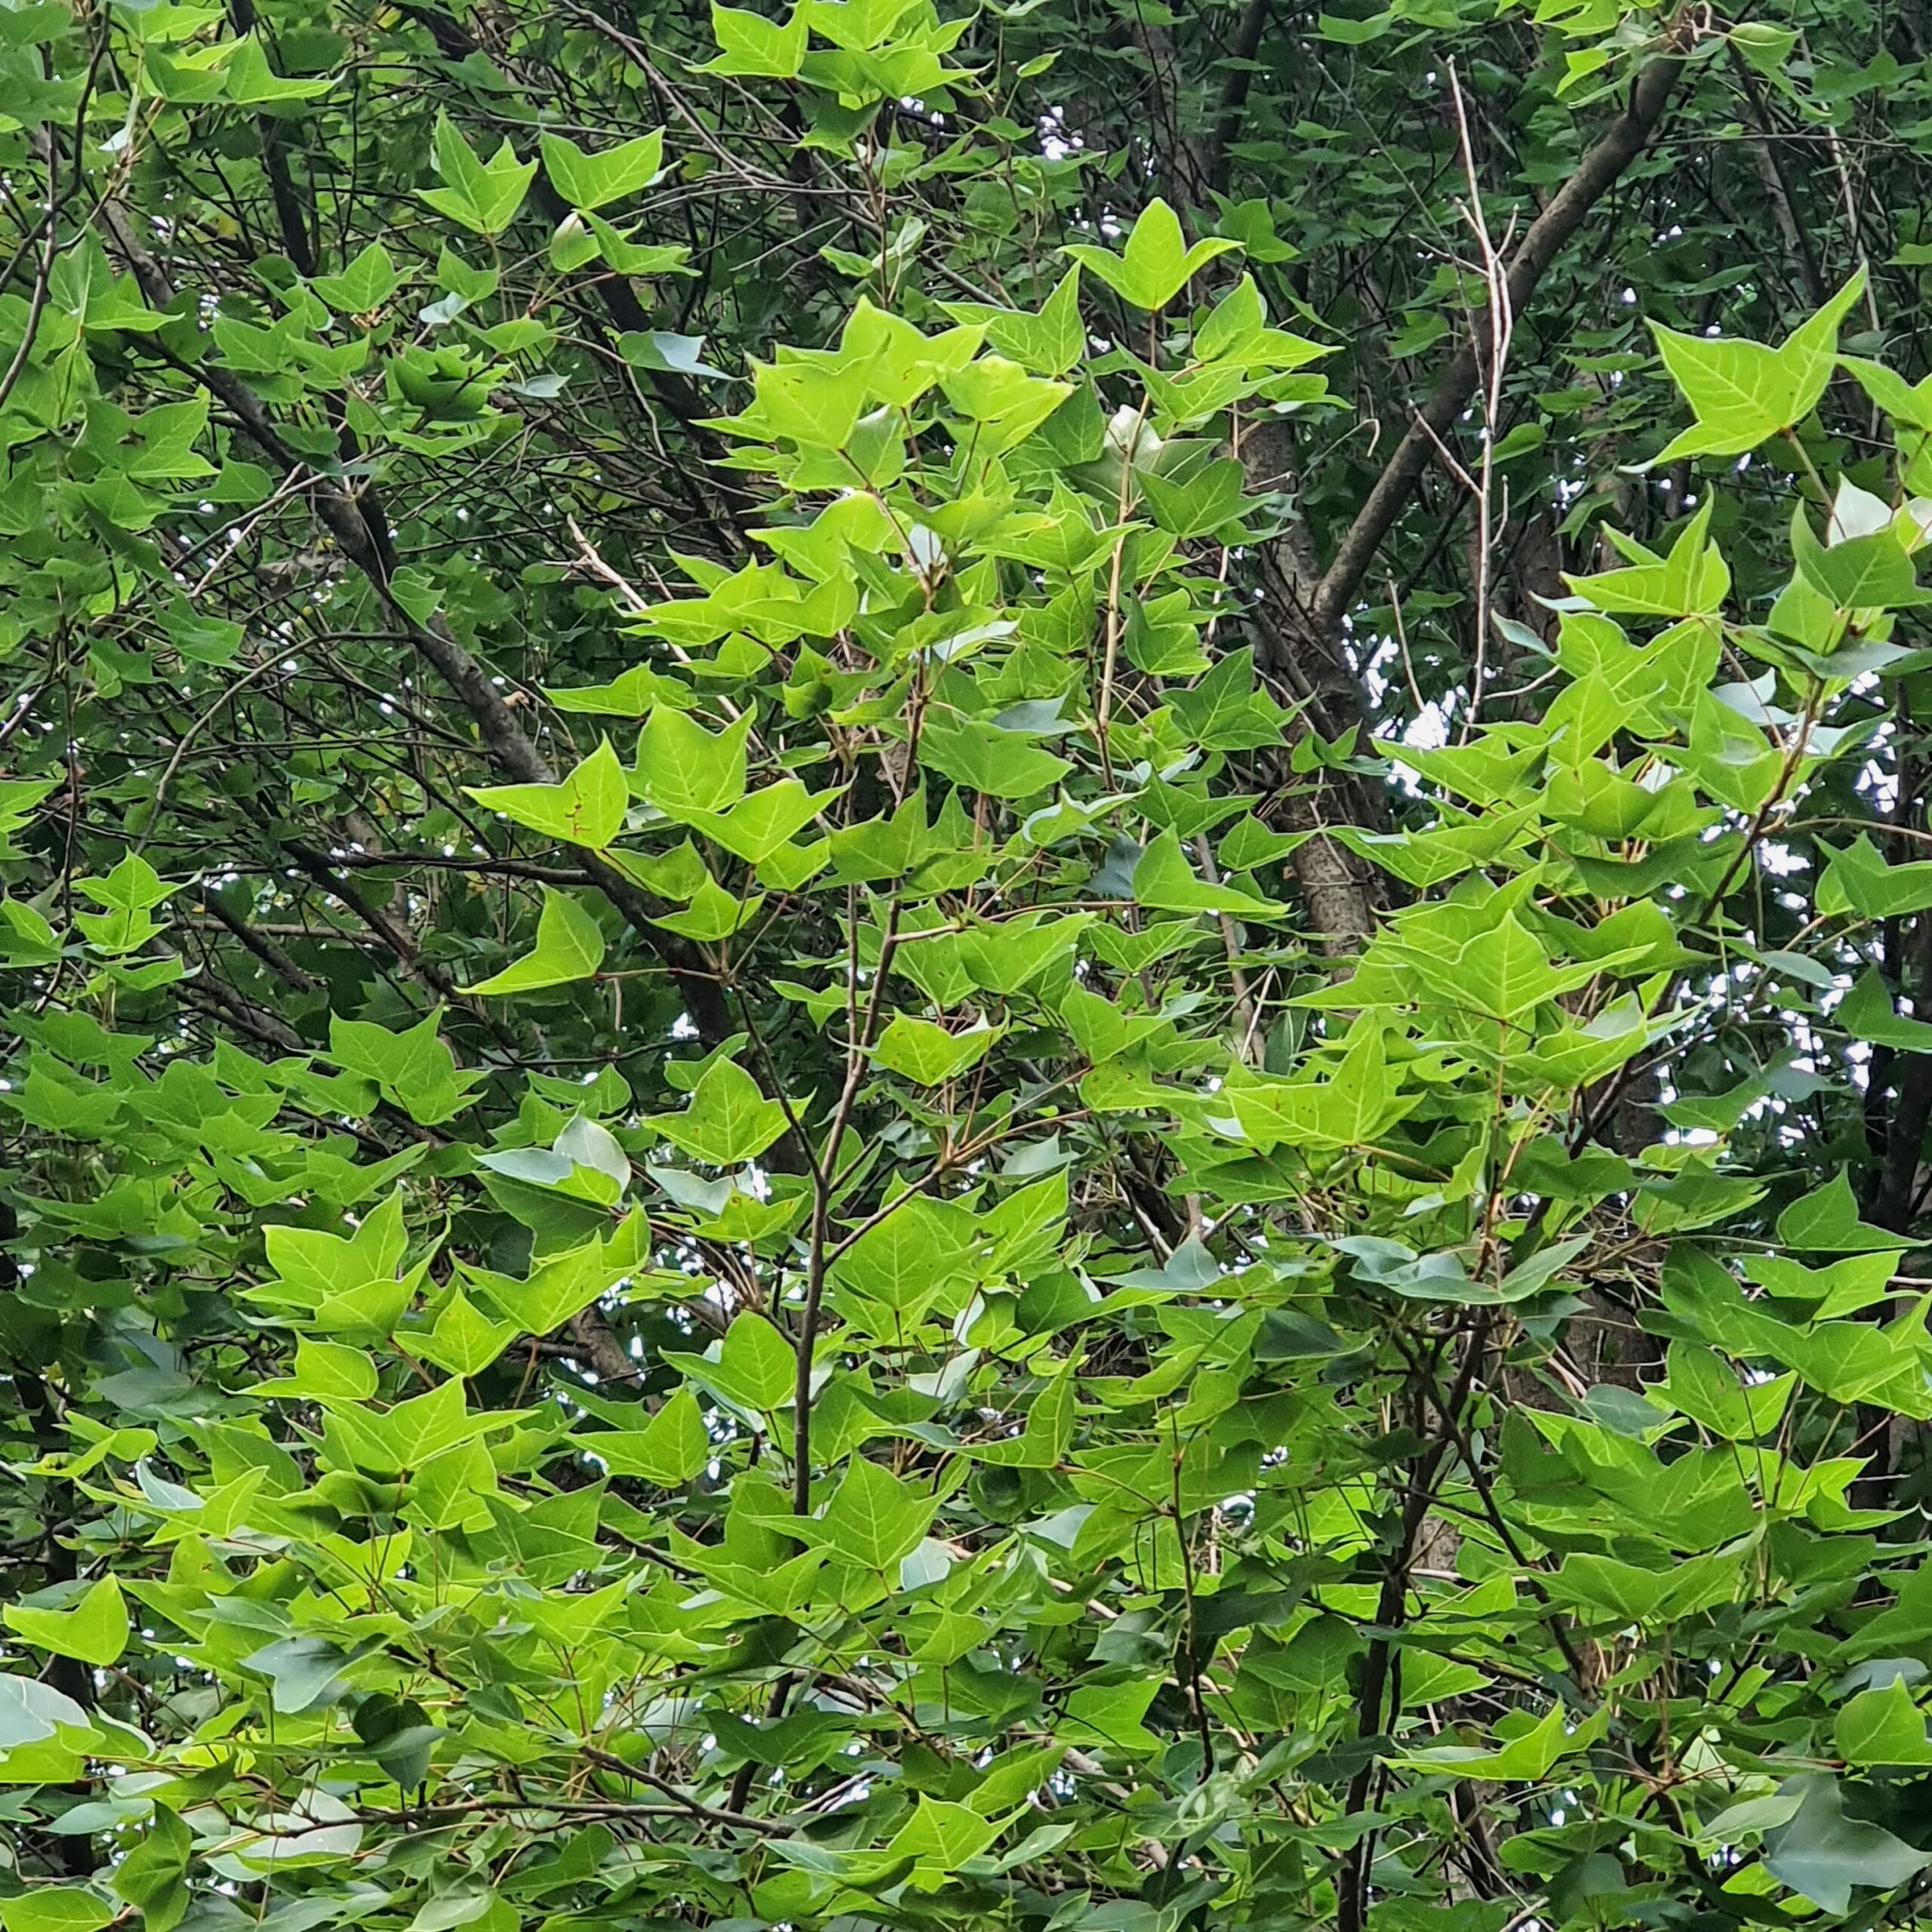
[14,1,1932,1930]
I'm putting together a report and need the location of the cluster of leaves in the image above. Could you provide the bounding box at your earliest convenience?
[12,2,1932,1932]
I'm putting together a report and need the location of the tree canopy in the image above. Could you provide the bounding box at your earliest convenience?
[9,2,1932,1931]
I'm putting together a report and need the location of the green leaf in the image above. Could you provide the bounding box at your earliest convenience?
[417,1291,518,1377]
[872,1015,999,1084]
[664,1310,795,1412]
[617,326,723,374]
[1791,500,1926,610]
[355,1696,444,1789]
[887,1797,1004,1872]
[703,2,808,75]
[223,32,331,102]
[1764,1776,1931,1913]
[582,1389,711,1484]
[0,1678,88,1748]
[830,1195,976,1315]
[261,1338,380,1400]
[74,851,174,954]
[1393,1703,1606,1780]
[540,129,665,211]
[469,1230,633,1336]
[312,240,398,314]
[648,875,764,940]
[1838,968,1932,1050]
[0,1894,112,1932]
[1835,1678,1932,1766]
[918,713,1072,800]
[938,270,1085,377]
[1317,10,1392,40]
[462,888,607,994]
[1818,832,1932,918]
[1133,832,1280,918]
[1650,271,1864,460]
[940,358,1075,451]
[1171,647,1295,751]
[1775,1170,1912,1253]
[3,1577,130,1667]
[808,1455,935,1568]
[328,1012,483,1124]
[1406,909,1602,1022]
[358,1377,502,1472]
[635,708,750,816]
[243,1635,350,1714]
[1547,1546,1741,1622]
[111,1808,192,1932]
[681,779,836,863]
[1139,457,1247,538]
[1564,500,1731,617]
[1063,199,1241,310]
[422,112,537,235]
[469,740,629,850]
[653,1057,789,1167]
[1215,1026,1413,1152]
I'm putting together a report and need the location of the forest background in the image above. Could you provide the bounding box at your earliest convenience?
[4,2,1932,1931]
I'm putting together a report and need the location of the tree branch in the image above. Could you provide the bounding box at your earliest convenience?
[1306,51,1682,641]
[96,201,735,1047]
[198,886,321,992]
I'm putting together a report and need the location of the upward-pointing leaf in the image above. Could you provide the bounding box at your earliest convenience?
[312,240,399,315]
[75,851,174,953]
[702,2,808,75]
[872,1015,999,1085]
[1838,969,1932,1050]
[1217,1026,1414,1152]
[1791,499,1928,611]
[681,779,838,863]
[417,1291,516,1377]
[635,708,751,816]
[1562,500,1731,617]
[1407,910,1602,1022]
[832,1194,975,1309]
[885,1798,1004,1873]
[265,1190,407,1299]
[580,1387,710,1484]
[1063,199,1241,311]
[421,113,537,235]
[652,1057,789,1167]
[328,1011,485,1124]
[1774,1170,1912,1253]
[808,1455,935,1568]
[368,1377,497,1470]
[1138,457,1247,539]
[1818,832,1932,918]
[223,33,331,103]
[663,1309,796,1411]
[1649,270,1864,461]
[1133,832,1281,918]
[938,269,1086,377]
[919,714,1072,801]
